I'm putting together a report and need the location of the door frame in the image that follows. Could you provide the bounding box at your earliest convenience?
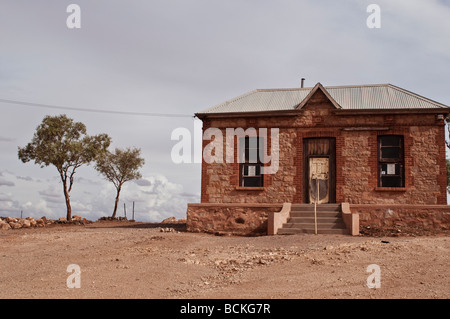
[303,137,336,203]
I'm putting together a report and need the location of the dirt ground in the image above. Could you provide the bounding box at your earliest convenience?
[0,221,448,299]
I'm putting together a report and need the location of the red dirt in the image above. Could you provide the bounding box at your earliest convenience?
[0,221,448,299]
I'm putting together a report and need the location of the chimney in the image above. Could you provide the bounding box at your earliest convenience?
[301,78,305,88]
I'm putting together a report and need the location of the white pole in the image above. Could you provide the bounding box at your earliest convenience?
[315,179,319,235]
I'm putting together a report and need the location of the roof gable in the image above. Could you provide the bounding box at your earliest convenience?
[296,82,342,110]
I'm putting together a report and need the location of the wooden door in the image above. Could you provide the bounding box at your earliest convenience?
[303,138,336,203]
[309,157,329,204]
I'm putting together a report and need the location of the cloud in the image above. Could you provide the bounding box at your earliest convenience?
[134,179,152,187]
[16,175,33,182]
[70,200,93,217]
[0,178,15,187]
[22,200,55,218]
[0,200,15,215]
[85,174,196,222]
[76,176,102,185]
[0,192,13,202]
[179,192,199,199]
[0,193,21,216]
[0,136,15,142]
[0,190,57,219]
[39,186,62,204]
[39,185,61,196]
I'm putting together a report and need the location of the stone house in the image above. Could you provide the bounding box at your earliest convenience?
[187,83,450,235]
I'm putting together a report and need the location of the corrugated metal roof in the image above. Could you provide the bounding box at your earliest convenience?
[198,83,449,115]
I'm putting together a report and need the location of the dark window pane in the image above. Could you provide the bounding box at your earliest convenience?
[380,136,401,147]
[381,176,402,187]
[381,147,401,159]
[394,163,400,175]
[243,177,263,187]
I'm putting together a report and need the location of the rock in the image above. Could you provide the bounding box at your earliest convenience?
[160,227,175,233]
[36,219,45,227]
[0,215,90,230]
[9,222,21,229]
[162,216,177,223]
[22,219,31,228]
[0,221,11,230]
[6,217,17,223]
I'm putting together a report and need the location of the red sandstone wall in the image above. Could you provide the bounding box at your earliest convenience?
[352,204,450,234]
[200,109,447,206]
[187,203,282,236]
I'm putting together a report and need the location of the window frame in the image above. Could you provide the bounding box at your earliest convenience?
[238,136,264,188]
[377,135,405,188]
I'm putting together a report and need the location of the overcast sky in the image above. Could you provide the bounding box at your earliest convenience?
[0,0,449,222]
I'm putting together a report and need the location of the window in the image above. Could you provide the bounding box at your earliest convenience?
[378,135,404,187]
[239,137,264,187]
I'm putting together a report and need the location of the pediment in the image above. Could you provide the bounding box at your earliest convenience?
[296,82,342,110]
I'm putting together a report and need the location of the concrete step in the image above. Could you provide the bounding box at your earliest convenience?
[290,211,341,218]
[291,204,340,212]
[277,203,349,235]
[288,216,343,223]
[282,222,346,230]
[278,228,349,235]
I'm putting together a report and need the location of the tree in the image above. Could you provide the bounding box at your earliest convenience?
[18,114,111,220]
[95,147,145,218]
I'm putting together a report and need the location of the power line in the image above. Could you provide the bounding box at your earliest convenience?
[0,98,194,118]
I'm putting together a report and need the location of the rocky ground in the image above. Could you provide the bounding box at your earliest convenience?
[0,220,448,299]
[0,215,89,229]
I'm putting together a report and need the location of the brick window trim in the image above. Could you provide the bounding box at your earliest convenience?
[372,130,412,190]
[235,132,272,189]
[377,134,405,188]
[375,187,407,192]
[235,186,265,191]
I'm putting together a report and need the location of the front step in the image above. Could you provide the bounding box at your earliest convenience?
[291,204,340,212]
[278,204,349,235]
[278,227,349,235]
